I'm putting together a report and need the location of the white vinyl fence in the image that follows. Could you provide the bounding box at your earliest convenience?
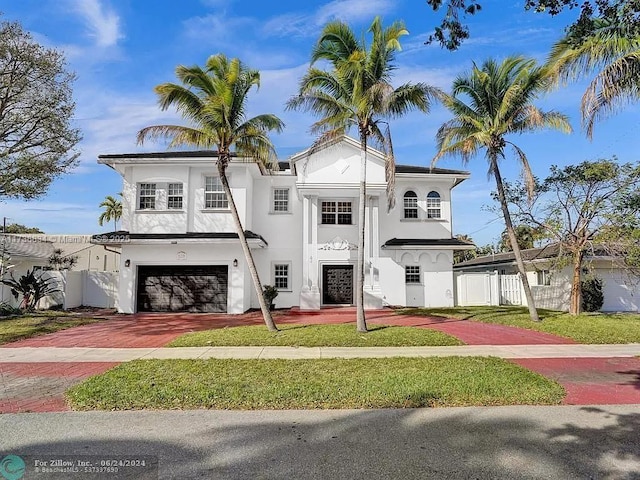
[36,270,118,310]
[455,271,523,307]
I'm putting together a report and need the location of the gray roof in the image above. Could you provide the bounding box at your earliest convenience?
[395,165,469,176]
[454,244,562,268]
[0,235,54,259]
[383,238,475,248]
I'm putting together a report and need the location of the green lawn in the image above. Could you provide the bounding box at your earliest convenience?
[66,357,564,410]
[0,311,101,345]
[168,323,463,347]
[400,306,640,344]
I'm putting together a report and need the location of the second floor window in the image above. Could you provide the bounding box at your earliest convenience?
[273,188,289,212]
[321,201,352,224]
[426,191,441,219]
[138,183,156,210]
[403,191,418,219]
[205,176,228,209]
[167,183,183,209]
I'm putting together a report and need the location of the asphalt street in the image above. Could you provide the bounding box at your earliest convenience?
[1,405,639,479]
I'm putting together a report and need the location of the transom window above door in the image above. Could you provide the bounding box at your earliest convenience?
[321,201,352,224]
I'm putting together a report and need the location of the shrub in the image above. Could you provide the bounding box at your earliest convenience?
[263,285,279,310]
[581,277,604,312]
[1,269,60,311]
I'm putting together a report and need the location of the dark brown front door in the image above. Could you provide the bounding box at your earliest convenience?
[322,265,354,305]
[136,265,228,313]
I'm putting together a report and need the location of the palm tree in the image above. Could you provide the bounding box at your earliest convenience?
[137,54,284,332]
[287,17,437,332]
[547,17,640,138]
[433,56,572,322]
[98,194,122,231]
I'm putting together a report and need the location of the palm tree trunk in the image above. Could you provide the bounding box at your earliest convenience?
[217,160,278,331]
[492,160,541,322]
[569,250,584,315]
[356,134,368,333]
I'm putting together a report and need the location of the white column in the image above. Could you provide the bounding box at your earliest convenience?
[364,196,371,288]
[302,195,310,292]
[371,197,380,290]
[310,196,319,293]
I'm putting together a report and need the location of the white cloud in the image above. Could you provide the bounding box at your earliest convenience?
[263,0,396,38]
[182,14,256,45]
[72,0,123,48]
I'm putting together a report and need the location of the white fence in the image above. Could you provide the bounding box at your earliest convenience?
[1,270,119,310]
[455,271,523,307]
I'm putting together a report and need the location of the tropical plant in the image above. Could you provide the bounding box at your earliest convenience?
[287,16,437,332]
[98,194,123,231]
[1,268,60,311]
[547,12,640,138]
[433,56,572,322]
[137,54,284,331]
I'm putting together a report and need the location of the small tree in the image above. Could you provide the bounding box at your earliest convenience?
[504,159,640,314]
[1,268,60,310]
[0,19,81,199]
[98,194,123,231]
[48,248,78,270]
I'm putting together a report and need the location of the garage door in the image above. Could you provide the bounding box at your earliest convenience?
[136,265,228,313]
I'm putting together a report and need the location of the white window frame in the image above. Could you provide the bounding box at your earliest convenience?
[426,191,441,219]
[138,183,157,210]
[403,190,418,219]
[204,176,229,210]
[167,183,183,210]
[272,187,290,213]
[537,269,552,286]
[321,200,352,225]
[273,262,292,291]
[405,265,421,284]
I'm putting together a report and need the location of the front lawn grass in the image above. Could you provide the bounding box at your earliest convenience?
[168,323,463,347]
[400,306,640,344]
[0,311,101,345]
[66,357,564,410]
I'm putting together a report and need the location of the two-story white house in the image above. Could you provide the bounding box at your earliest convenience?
[93,136,472,314]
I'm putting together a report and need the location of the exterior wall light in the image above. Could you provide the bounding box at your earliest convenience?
[233,259,238,267]
[124,259,131,267]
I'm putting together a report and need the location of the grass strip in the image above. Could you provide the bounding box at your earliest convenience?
[66,357,564,410]
[400,306,640,344]
[0,312,101,345]
[168,323,463,347]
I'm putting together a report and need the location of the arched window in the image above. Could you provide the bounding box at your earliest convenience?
[426,191,441,218]
[403,190,418,219]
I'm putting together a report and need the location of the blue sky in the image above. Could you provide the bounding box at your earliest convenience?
[2,0,639,246]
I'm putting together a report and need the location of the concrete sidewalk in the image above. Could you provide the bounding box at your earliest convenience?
[1,343,639,362]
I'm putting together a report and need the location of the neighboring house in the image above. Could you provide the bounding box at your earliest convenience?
[93,136,473,314]
[454,244,640,312]
[11,234,119,272]
[0,234,54,306]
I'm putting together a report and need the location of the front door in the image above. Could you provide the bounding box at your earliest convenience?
[322,265,354,305]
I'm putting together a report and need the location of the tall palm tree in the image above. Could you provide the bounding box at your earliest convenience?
[547,17,640,138]
[98,194,122,231]
[287,17,437,332]
[137,54,284,332]
[433,56,572,322]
